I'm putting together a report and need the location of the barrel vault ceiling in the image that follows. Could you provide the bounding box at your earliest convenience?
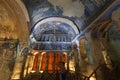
[0,0,29,43]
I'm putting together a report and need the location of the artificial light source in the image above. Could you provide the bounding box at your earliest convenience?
[90,76,96,80]
[41,51,46,55]
[33,52,39,55]
[69,60,75,72]
[39,70,43,73]
[31,70,35,73]
[12,75,20,79]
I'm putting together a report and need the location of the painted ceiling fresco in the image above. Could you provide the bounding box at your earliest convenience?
[23,0,119,50]
[0,5,16,39]
[33,21,77,42]
[48,0,84,17]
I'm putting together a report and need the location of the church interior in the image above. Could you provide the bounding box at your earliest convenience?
[0,0,120,80]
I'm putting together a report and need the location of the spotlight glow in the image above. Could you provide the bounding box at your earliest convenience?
[90,77,96,80]
[31,70,35,73]
[39,70,44,73]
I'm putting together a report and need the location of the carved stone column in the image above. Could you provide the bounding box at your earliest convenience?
[11,54,24,79]
[67,51,70,71]
[46,52,49,72]
[53,52,56,72]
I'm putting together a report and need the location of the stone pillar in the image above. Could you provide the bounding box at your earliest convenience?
[11,43,26,80]
[85,31,104,80]
[11,54,24,80]
[32,54,39,72]
[39,52,42,72]
[0,49,14,80]
[73,50,80,80]
[46,52,49,72]
[72,42,82,71]
[77,47,83,67]
[53,52,56,72]
[67,52,70,71]
[23,54,31,77]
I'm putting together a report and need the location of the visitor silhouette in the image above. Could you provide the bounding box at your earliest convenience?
[59,62,66,80]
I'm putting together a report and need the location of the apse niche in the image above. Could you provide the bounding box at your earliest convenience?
[29,17,80,50]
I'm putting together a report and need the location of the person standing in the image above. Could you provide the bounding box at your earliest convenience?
[60,62,66,80]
